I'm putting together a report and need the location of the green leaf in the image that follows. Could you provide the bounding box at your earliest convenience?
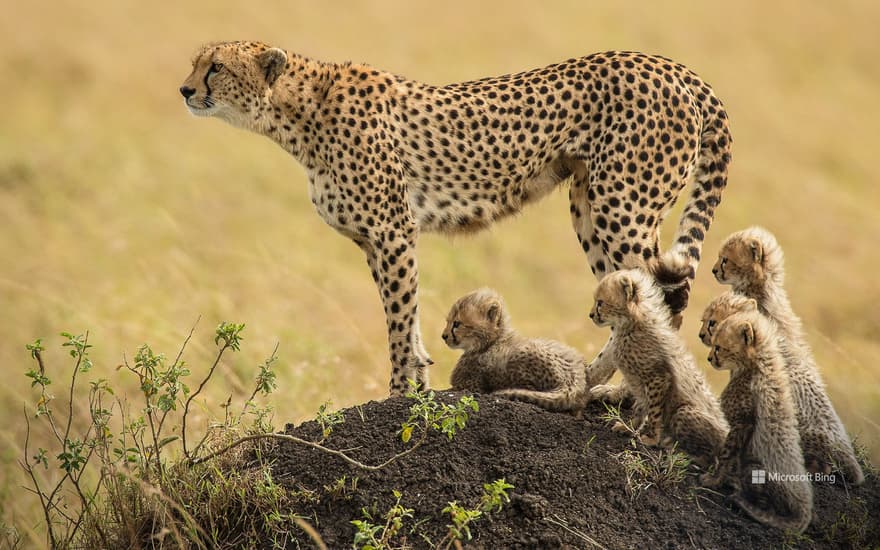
[157,436,179,449]
[400,424,413,443]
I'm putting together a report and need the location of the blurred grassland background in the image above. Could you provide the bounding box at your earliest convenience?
[1,0,879,540]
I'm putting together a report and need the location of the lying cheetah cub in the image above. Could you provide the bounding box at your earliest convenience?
[713,227,864,485]
[443,288,588,413]
[589,269,727,466]
[704,312,812,533]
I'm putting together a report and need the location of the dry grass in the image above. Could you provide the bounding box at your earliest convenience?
[1,0,878,544]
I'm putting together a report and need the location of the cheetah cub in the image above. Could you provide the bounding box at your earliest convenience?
[443,288,588,413]
[713,227,864,485]
[703,312,812,533]
[699,291,758,347]
[589,269,727,466]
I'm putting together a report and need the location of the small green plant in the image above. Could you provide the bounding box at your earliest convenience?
[599,402,637,434]
[324,475,359,500]
[20,322,287,549]
[614,443,691,500]
[351,490,414,550]
[821,498,869,548]
[582,434,597,454]
[438,478,514,548]
[315,401,346,441]
[400,382,479,443]
[441,501,482,543]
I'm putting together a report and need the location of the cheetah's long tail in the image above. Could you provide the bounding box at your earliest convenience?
[661,90,733,313]
[732,490,812,534]
[491,387,586,413]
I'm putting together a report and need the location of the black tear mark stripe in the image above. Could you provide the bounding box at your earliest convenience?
[203,64,212,98]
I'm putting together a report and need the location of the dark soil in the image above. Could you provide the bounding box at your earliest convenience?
[260,392,880,549]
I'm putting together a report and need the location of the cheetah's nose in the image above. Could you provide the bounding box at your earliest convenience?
[179,86,196,99]
[441,332,448,341]
[588,311,595,319]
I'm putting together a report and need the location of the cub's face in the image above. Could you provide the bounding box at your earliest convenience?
[589,271,638,327]
[707,315,757,371]
[180,41,288,126]
[712,236,763,288]
[699,293,757,347]
[442,289,508,351]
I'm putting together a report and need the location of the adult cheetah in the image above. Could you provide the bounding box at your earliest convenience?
[180,41,732,395]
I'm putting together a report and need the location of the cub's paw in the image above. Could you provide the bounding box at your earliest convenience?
[590,383,624,402]
[638,432,660,447]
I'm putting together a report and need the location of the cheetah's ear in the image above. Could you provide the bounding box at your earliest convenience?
[621,277,638,304]
[486,303,501,324]
[257,47,288,87]
[748,239,763,264]
[740,322,755,347]
[745,298,758,311]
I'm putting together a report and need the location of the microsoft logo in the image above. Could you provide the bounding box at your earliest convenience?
[751,469,766,484]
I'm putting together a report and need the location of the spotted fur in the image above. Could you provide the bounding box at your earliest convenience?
[713,227,864,485]
[180,41,732,395]
[703,312,813,533]
[442,288,588,413]
[589,269,727,467]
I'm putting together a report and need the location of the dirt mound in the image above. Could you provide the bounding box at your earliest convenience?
[263,392,879,549]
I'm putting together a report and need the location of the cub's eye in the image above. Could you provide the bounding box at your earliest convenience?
[452,321,461,329]
[209,62,224,74]
[595,300,603,309]
[707,319,716,328]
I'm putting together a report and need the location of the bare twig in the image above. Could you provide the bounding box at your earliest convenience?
[293,517,328,550]
[544,514,607,550]
[182,341,232,459]
[191,430,429,472]
[20,406,58,549]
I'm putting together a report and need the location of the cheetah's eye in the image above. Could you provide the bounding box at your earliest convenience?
[707,319,716,328]
[209,62,224,75]
[452,321,461,329]
[596,300,603,310]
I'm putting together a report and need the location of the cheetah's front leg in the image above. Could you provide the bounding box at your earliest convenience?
[360,224,433,396]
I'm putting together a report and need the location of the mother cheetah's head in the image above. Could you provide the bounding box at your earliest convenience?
[180,41,288,127]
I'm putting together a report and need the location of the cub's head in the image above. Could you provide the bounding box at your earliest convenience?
[180,41,289,126]
[712,227,784,292]
[442,288,511,351]
[699,292,758,347]
[707,311,771,371]
[590,269,664,328]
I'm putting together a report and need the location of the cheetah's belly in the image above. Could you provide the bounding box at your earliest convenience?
[406,157,570,234]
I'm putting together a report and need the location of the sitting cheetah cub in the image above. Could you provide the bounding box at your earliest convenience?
[713,227,864,485]
[703,312,812,533]
[443,288,588,413]
[698,291,758,347]
[589,269,727,466]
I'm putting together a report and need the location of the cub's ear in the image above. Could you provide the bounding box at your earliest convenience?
[486,303,501,324]
[257,47,288,87]
[745,298,759,311]
[740,322,755,347]
[621,277,637,303]
[747,238,763,264]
